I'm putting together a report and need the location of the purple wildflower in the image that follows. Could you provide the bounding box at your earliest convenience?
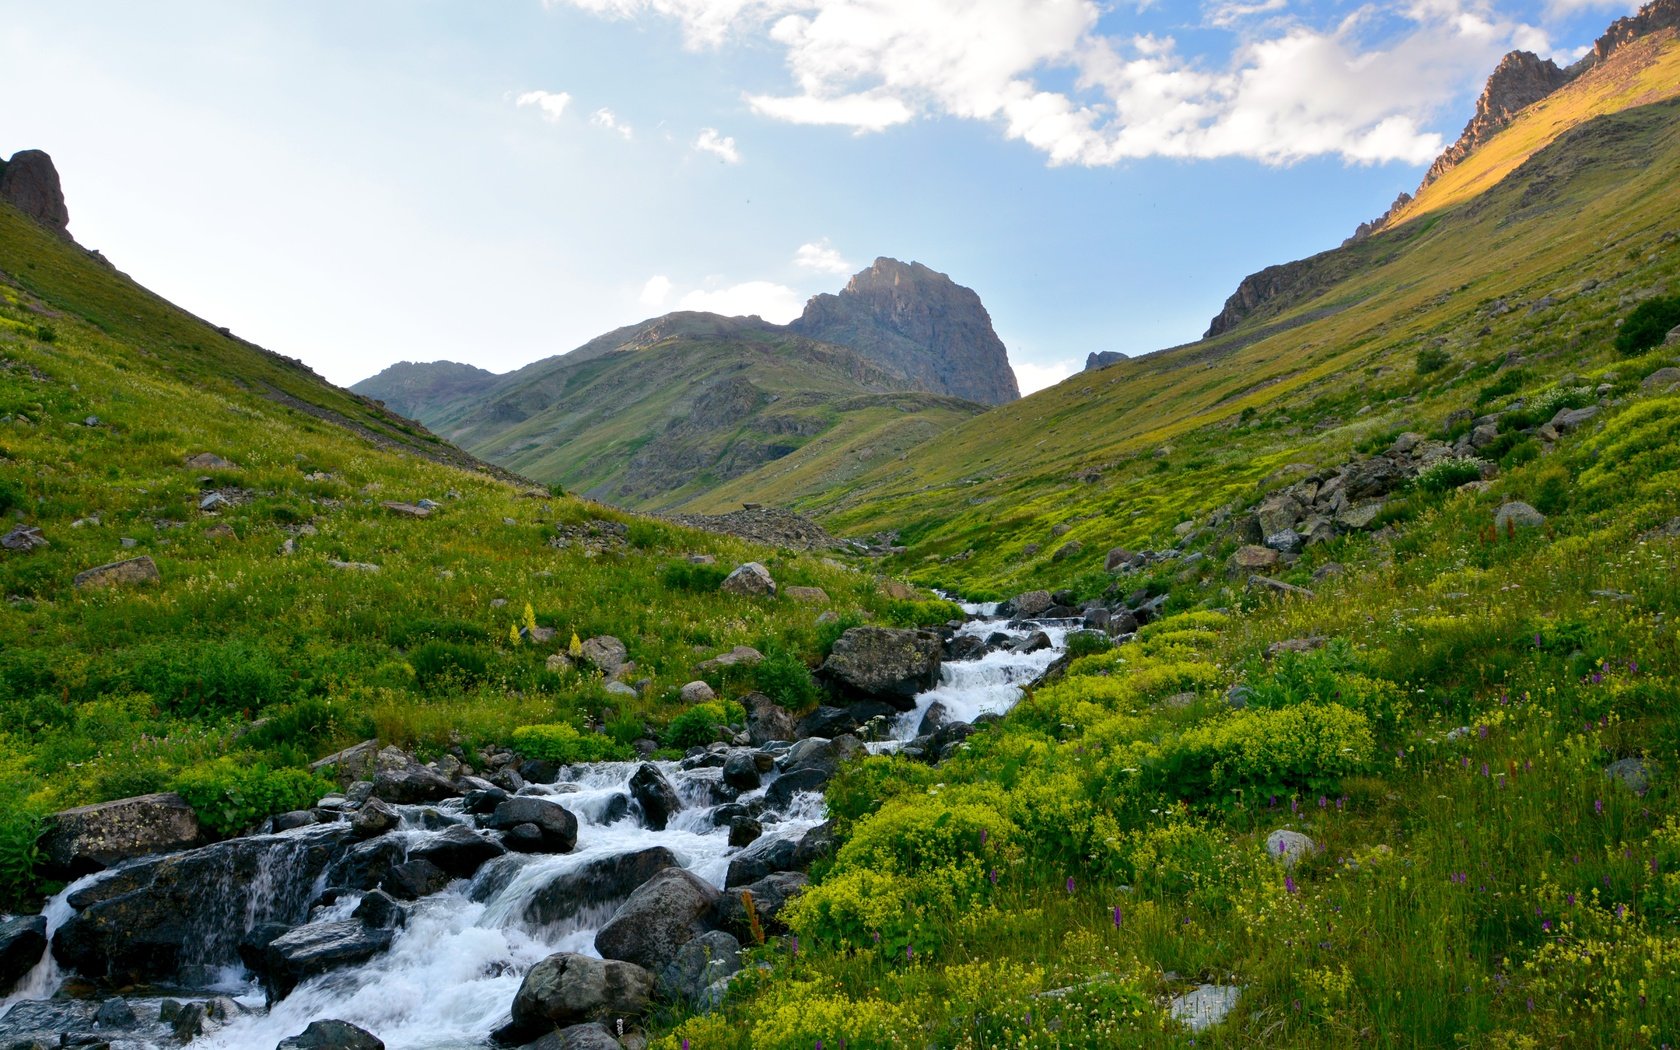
[1285,875,1298,894]
[1112,906,1123,928]
[1595,798,1604,816]
[1066,876,1076,894]
[906,944,914,962]
[1318,796,1327,809]
[980,829,988,846]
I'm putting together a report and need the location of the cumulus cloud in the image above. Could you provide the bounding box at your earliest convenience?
[694,127,743,162]
[591,107,634,139]
[678,280,805,321]
[794,239,854,275]
[1013,358,1078,395]
[547,0,1558,166]
[514,89,572,121]
[639,274,672,307]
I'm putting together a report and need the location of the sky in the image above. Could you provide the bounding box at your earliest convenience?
[0,0,1640,394]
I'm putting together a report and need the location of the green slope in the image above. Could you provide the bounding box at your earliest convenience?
[791,94,1680,597]
[428,313,985,511]
[0,195,938,907]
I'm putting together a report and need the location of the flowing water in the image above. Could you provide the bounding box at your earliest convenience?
[1,603,1071,1049]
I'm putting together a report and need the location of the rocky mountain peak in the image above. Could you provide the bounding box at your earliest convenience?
[1418,51,1575,193]
[0,149,72,239]
[790,257,1020,405]
[1592,0,1680,65]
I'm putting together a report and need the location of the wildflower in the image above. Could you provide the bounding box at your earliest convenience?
[989,868,999,886]
[1112,906,1123,928]
[1318,796,1327,809]
[1285,876,1298,894]
[1066,876,1076,894]
[1566,894,1575,907]
[1481,763,1489,777]
[790,935,799,956]
[906,944,914,962]
[1595,798,1604,816]
[872,931,880,944]
[1617,903,1626,921]
[980,829,989,846]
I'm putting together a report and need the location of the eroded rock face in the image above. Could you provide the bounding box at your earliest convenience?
[0,916,48,993]
[790,257,1020,405]
[40,792,200,877]
[0,150,71,237]
[1419,51,1575,192]
[819,627,942,709]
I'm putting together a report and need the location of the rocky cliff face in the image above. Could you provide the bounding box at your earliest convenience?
[1592,0,1680,65]
[0,150,71,239]
[789,258,1020,405]
[1417,51,1576,195]
[1084,351,1127,372]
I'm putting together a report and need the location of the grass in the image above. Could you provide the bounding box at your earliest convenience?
[0,203,931,909]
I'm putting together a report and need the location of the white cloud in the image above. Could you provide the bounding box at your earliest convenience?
[794,239,853,275]
[678,280,805,321]
[590,107,634,139]
[514,89,572,121]
[639,274,672,307]
[1014,358,1078,395]
[549,0,1556,166]
[694,127,743,162]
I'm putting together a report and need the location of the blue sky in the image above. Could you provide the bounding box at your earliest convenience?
[0,0,1638,392]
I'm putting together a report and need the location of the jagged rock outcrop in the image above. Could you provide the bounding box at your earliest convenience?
[1418,51,1576,194]
[0,150,71,238]
[790,258,1019,405]
[1591,0,1680,66]
[1205,255,1338,339]
[1084,351,1127,372]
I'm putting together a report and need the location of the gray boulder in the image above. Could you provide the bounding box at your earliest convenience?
[743,692,798,745]
[720,562,776,597]
[406,825,505,879]
[1263,829,1317,869]
[1605,757,1651,796]
[628,764,682,831]
[370,755,457,806]
[725,836,797,888]
[764,768,830,809]
[819,627,941,709]
[504,952,654,1041]
[1003,589,1053,617]
[489,797,578,853]
[263,920,396,998]
[40,792,200,877]
[594,868,719,971]
[517,1023,625,1050]
[0,915,47,993]
[1494,501,1546,531]
[523,847,678,927]
[580,636,629,677]
[276,1019,386,1049]
[71,555,160,589]
[350,798,399,839]
[382,859,452,900]
[712,871,808,937]
[658,930,741,1005]
[721,752,761,791]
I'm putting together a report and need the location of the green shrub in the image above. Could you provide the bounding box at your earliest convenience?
[659,560,727,592]
[1413,456,1484,494]
[173,758,329,836]
[626,520,671,550]
[127,640,297,718]
[1614,295,1680,356]
[386,616,486,648]
[509,722,632,764]
[1153,702,1374,800]
[1065,630,1114,660]
[883,599,963,628]
[1415,347,1451,375]
[664,699,746,750]
[0,476,23,515]
[751,649,818,709]
[34,324,55,343]
[1476,368,1529,406]
[410,640,489,690]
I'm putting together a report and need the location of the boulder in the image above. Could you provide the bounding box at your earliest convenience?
[818,627,941,709]
[0,915,48,993]
[516,1023,626,1050]
[1550,405,1599,433]
[277,1019,386,1050]
[350,798,399,839]
[1248,576,1315,599]
[504,953,654,1041]
[332,837,405,891]
[1641,366,1680,390]
[488,797,579,853]
[0,524,47,551]
[0,149,71,235]
[1003,589,1053,617]
[727,817,762,848]
[382,859,452,900]
[95,996,137,1026]
[696,646,764,675]
[1170,984,1242,1033]
[406,825,506,879]
[764,767,831,809]
[1336,501,1385,530]
[725,836,797,888]
[351,889,407,930]
[721,752,761,791]
[594,868,720,971]
[678,680,715,703]
[311,740,380,784]
[1263,529,1304,555]
[580,636,629,677]
[743,692,798,745]
[1494,501,1546,531]
[712,871,809,938]
[1104,548,1134,573]
[1051,540,1083,560]
[40,792,200,878]
[369,750,457,805]
[720,562,776,597]
[523,847,678,928]
[1011,631,1052,654]
[263,920,396,998]
[628,764,682,831]
[71,555,161,590]
[1342,457,1406,499]
[658,930,741,1005]
[783,586,830,603]
[1264,829,1317,870]
[1605,757,1651,796]
[381,501,432,519]
[1228,545,1279,575]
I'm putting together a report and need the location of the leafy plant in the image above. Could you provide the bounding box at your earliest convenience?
[664,699,746,750]
[751,649,819,709]
[173,758,329,836]
[1413,456,1484,494]
[410,640,490,690]
[1415,346,1452,374]
[1614,295,1680,355]
[509,722,632,764]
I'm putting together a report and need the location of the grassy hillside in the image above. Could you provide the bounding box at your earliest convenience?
[1390,29,1680,228]
[776,96,1680,600]
[425,315,985,511]
[0,202,941,907]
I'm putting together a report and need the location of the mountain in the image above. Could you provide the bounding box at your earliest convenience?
[353,360,499,427]
[752,8,1680,591]
[352,258,1012,508]
[788,257,1020,405]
